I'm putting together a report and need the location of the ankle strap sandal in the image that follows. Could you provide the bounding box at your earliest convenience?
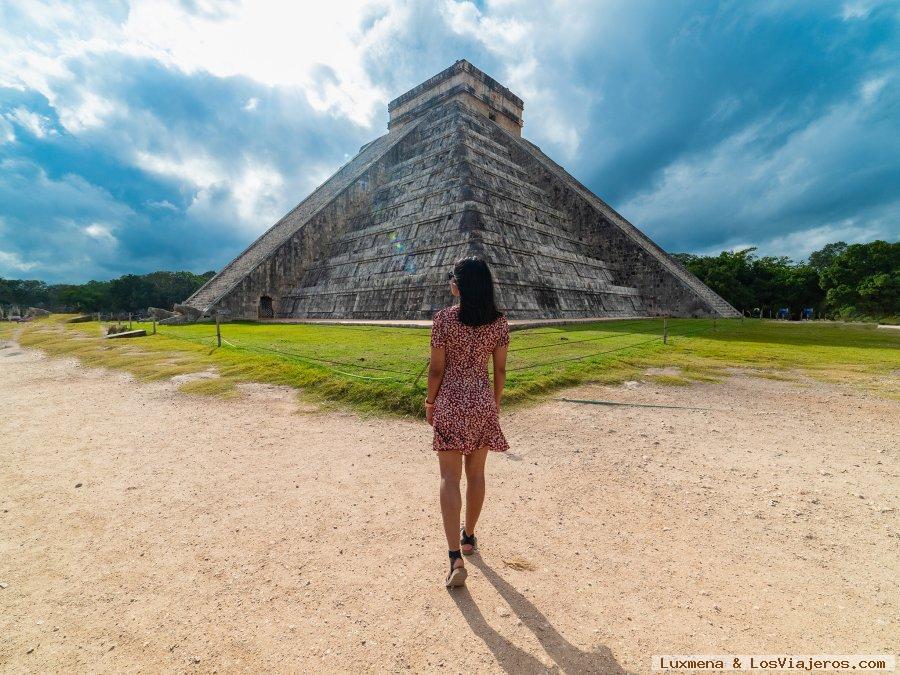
[460,527,477,555]
[445,549,467,588]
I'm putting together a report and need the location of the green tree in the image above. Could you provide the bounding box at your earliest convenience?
[0,270,214,313]
[107,271,215,311]
[57,280,111,312]
[808,241,848,270]
[749,256,823,316]
[677,248,826,317]
[676,248,757,312]
[820,240,899,316]
[0,278,52,307]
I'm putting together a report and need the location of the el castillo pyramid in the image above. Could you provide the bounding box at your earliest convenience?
[180,60,738,321]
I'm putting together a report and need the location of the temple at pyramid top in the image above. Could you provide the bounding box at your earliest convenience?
[387,59,524,136]
[178,60,738,322]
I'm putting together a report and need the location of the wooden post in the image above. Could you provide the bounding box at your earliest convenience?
[216,313,222,348]
[129,313,132,330]
[152,317,157,335]
[713,318,717,331]
[663,317,668,344]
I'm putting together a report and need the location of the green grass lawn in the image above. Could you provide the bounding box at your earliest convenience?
[2,315,897,415]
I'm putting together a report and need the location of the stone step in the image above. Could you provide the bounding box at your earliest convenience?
[288,267,639,300]
[512,137,741,318]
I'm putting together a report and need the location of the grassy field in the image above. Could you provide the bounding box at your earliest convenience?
[1,315,897,414]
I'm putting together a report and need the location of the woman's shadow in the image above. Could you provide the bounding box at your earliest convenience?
[450,555,634,674]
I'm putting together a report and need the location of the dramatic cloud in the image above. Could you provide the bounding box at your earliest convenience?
[0,0,897,282]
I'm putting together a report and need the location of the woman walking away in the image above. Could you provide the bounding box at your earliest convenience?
[425,256,510,588]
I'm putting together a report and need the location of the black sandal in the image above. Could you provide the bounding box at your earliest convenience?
[460,527,477,555]
[445,549,467,588]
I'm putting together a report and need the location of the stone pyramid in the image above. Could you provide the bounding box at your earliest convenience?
[181,60,738,320]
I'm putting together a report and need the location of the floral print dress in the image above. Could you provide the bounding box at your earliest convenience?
[430,304,510,455]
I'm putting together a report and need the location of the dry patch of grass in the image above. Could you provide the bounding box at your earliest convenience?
[178,378,240,398]
[17,324,208,382]
[805,364,900,399]
[646,373,692,386]
[643,365,723,386]
[750,370,798,382]
[501,556,537,571]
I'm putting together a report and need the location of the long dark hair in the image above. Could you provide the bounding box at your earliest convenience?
[453,256,503,327]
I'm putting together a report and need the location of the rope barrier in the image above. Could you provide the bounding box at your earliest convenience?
[508,318,696,353]
[505,320,728,372]
[157,327,419,379]
[512,317,655,337]
[153,328,217,345]
[506,333,665,371]
[509,319,660,353]
[151,317,738,383]
[227,340,420,377]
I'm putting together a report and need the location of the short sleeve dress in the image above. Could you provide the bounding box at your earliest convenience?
[430,305,510,455]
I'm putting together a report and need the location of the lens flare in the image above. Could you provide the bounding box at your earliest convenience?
[389,229,416,275]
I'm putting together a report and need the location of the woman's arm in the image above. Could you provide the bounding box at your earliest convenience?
[492,343,507,409]
[425,345,445,425]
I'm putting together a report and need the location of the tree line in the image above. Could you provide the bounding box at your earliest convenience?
[673,240,898,319]
[1,239,896,319]
[0,270,214,314]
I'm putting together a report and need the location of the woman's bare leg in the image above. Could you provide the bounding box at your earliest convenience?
[438,451,464,555]
[463,446,489,539]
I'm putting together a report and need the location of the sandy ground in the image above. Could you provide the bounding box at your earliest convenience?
[1,341,897,674]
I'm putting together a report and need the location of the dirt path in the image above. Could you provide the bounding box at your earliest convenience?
[1,342,897,673]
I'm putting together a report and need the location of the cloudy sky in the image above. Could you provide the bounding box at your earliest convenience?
[1,0,898,283]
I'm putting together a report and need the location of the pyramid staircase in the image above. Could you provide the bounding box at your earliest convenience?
[275,103,646,319]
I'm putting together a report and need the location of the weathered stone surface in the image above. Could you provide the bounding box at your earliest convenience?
[172,304,203,320]
[104,329,147,339]
[148,307,177,320]
[388,59,523,137]
[67,315,94,323]
[183,60,738,321]
[26,307,51,318]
